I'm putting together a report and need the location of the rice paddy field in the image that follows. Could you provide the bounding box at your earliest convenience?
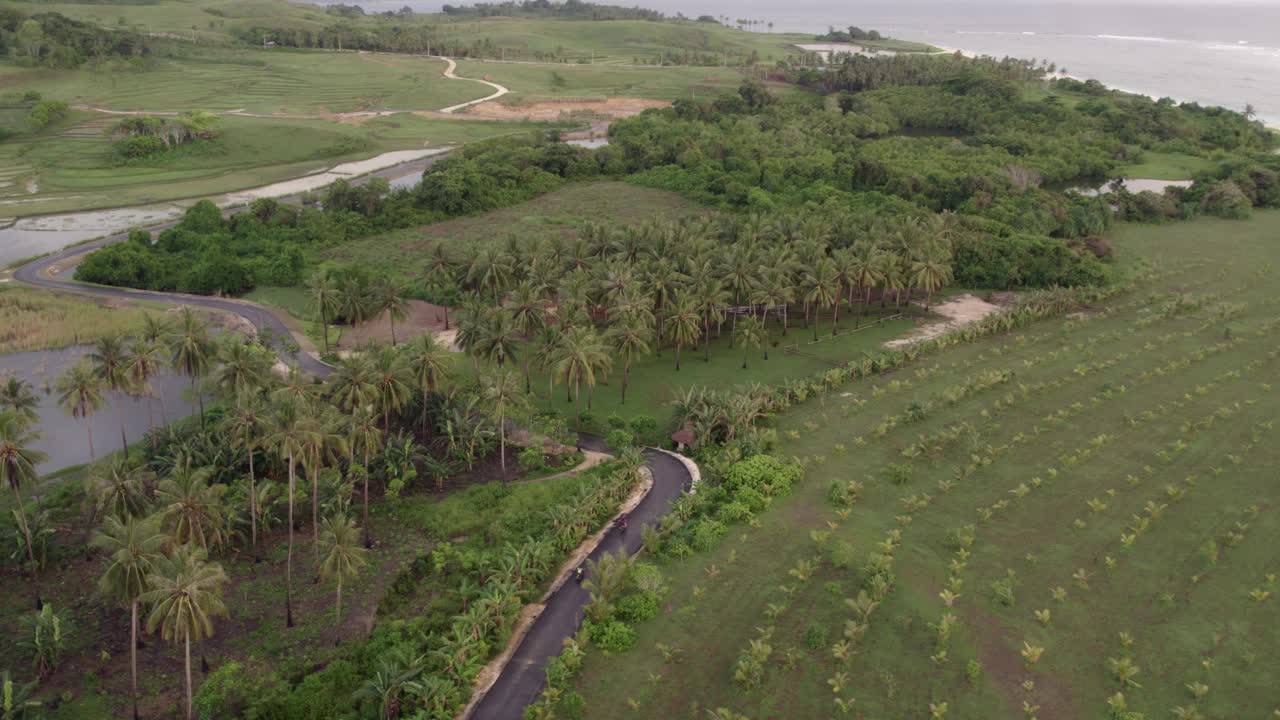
[563,212,1280,719]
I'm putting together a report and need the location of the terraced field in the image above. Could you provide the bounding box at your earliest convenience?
[0,50,482,114]
[564,213,1280,719]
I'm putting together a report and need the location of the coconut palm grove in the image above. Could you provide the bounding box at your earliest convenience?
[1,1,1279,718]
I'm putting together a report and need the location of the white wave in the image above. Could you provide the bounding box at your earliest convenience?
[1095,34,1176,43]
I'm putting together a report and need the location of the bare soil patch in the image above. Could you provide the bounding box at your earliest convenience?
[456,97,669,121]
[884,293,1007,349]
[336,299,451,349]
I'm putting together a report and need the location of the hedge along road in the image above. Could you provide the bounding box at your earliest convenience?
[470,435,694,720]
[10,152,457,378]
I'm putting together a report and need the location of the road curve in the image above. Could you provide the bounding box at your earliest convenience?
[438,56,511,114]
[470,435,693,720]
[11,152,455,378]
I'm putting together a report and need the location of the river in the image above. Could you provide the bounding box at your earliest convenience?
[0,346,192,474]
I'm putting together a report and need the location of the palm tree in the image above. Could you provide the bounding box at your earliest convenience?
[84,457,152,525]
[155,464,228,554]
[371,345,412,430]
[665,293,702,371]
[695,278,729,361]
[505,281,545,392]
[89,334,134,457]
[338,276,370,332]
[91,514,165,720]
[214,338,270,399]
[467,247,515,301]
[481,368,526,475]
[0,411,46,578]
[302,408,346,563]
[722,248,759,348]
[735,315,767,369]
[803,258,839,341]
[143,545,228,720]
[404,331,451,435]
[346,407,382,548]
[329,354,377,416]
[910,245,953,310]
[222,394,265,555]
[168,308,213,427]
[307,270,341,354]
[605,315,652,404]
[421,245,458,330]
[56,360,104,462]
[554,327,611,430]
[373,279,410,346]
[265,398,314,628]
[0,377,39,427]
[127,336,168,446]
[752,267,795,337]
[318,513,368,627]
[475,309,521,370]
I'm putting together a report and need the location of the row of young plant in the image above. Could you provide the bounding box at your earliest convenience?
[933,345,1280,720]
[524,259,1183,718]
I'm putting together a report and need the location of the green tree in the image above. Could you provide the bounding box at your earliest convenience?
[605,315,652,404]
[372,278,410,346]
[222,394,265,555]
[0,412,46,580]
[318,512,368,626]
[19,604,70,680]
[301,407,346,563]
[735,315,767,369]
[89,334,134,457]
[481,368,527,475]
[338,276,370,331]
[143,545,229,720]
[84,457,152,525]
[127,336,168,447]
[168,308,214,427]
[156,464,227,554]
[555,326,611,430]
[371,345,412,430]
[91,514,165,720]
[56,360,104,461]
[307,270,340,354]
[802,257,840,340]
[0,377,39,428]
[213,337,270,399]
[265,398,315,627]
[505,281,546,392]
[404,331,451,435]
[665,292,702,371]
[345,406,382,548]
[910,245,954,310]
[0,670,40,719]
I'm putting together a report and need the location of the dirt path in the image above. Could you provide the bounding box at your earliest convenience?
[885,293,1006,348]
[438,56,511,113]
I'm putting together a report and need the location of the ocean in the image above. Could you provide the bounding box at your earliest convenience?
[347,1,1280,125]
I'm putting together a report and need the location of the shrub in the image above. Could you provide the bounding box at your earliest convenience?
[615,592,659,623]
[518,446,548,473]
[604,429,635,451]
[802,623,828,649]
[723,455,803,497]
[587,619,636,651]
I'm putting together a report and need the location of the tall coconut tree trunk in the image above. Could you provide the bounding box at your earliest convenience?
[362,447,371,549]
[130,600,140,720]
[311,465,320,565]
[675,343,682,371]
[119,415,129,459]
[335,577,343,626]
[832,293,842,336]
[85,417,96,461]
[498,409,506,474]
[11,484,36,574]
[286,453,295,628]
[184,630,193,720]
[147,396,156,451]
[158,384,167,424]
[704,317,711,361]
[320,307,330,354]
[621,363,630,404]
[247,445,257,557]
[389,315,397,346]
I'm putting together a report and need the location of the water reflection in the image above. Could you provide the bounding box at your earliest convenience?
[0,346,192,474]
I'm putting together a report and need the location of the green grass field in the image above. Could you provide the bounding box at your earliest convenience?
[564,211,1280,719]
[1121,151,1219,181]
[0,49,481,113]
[0,112,548,217]
[455,60,782,102]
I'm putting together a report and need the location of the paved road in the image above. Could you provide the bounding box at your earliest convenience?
[11,152,454,378]
[471,435,692,720]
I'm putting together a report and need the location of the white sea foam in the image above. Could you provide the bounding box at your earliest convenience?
[1096,34,1176,43]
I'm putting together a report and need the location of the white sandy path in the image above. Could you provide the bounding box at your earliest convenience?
[219,147,453,204]
[437,57,511,113]
[885,293,1003,349]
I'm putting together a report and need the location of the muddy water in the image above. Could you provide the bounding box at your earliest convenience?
[0,346,193,474]
[1066,178,1195,196]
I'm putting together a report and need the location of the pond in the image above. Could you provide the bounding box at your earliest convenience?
[0,346,192,474]
[1061,178,1195,196]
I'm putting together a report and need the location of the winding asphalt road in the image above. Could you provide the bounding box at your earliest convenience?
[10,152,458,378]
[471,435,692,720]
